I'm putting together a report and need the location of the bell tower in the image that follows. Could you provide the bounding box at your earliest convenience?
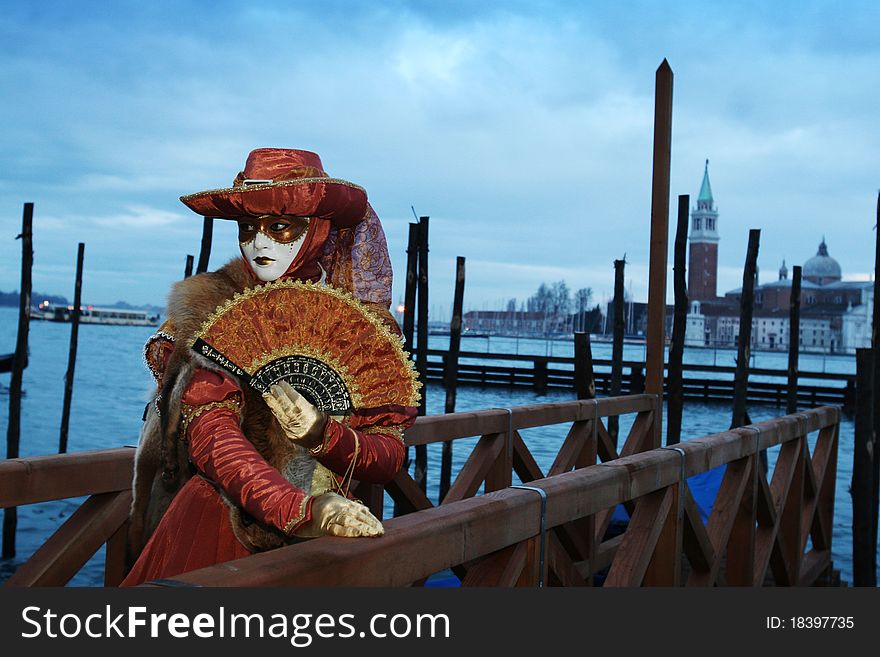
[687,160,720,301]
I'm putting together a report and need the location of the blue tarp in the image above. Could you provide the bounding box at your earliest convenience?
[611,463,726,524]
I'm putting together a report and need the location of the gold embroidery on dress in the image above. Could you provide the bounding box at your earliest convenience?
[179,399,242,439]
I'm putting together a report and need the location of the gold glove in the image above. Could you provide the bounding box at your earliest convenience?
[263,380,328,449]
[294,492,384,538]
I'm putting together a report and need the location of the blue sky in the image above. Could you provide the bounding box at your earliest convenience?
[1,1,878,317]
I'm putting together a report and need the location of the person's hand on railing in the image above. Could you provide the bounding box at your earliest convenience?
[263,380,328,449]
[293,492,384,538]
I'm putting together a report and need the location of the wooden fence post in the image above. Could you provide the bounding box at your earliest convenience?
[414,216,429,493]
[441,256,466,501]
[59,242,85,454]
[644,59,674,450]
[731,229,761,429]
[195,217,214,275]
[667,194,689,445]
[3,202,34,559]
[786,265,802,415]
[574,332,595,399]
[870,191,880,570]
[403,223,419,353]
[609,258,626,444]
[852,348,876,586]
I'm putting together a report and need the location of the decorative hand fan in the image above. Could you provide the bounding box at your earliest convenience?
[188,281,420,414]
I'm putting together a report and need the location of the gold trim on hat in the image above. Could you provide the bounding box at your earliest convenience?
[180,177,366,203]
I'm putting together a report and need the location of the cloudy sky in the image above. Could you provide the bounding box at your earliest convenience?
[1,1,878,318]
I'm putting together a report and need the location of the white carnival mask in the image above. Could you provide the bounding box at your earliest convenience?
[238,215,309,282]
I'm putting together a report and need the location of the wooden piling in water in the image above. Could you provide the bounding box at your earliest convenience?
[786,265,802,415]
[395,223,420,515]
[196,217,214,275]
[731,229,761,429]
[58,243,85,455]
[609,258,626,444]
[184,254,194,279]
[645,59,674,450]
[666,195,689,445]
[3,202,34,559]
[870,190,880,572]
[403,223,418,354]
[441,256,466,501]
[574,332,596,400]
[852,348,876,586]
[414,216,429,493]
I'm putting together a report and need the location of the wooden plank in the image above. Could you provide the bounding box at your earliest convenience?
[546,533,588,586]
[687,456,751,586]
[619,409,655,458]
[753,470,780,586]
[104,518,129,587]
[512,430,544,483]
[726,455,757,585]
[404,396,653,446]
[548,420,592,476]
[604,487,674,587]
[778,437,805,586]
[443,433,504,504]
[0,448,134,508]
[643,482,682,586]
[682,486,715,578]
[798,549,832,587]
[6,490,132,587]
[459,545,519,587]
[384,471,433,515]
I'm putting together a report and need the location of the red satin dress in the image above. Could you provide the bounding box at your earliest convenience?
[121,367,410,586]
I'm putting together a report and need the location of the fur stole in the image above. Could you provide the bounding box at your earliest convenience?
[127,259,337,564]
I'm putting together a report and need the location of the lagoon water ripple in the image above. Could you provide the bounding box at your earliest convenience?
[0,307,869,585]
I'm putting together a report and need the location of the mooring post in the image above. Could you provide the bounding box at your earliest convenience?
[196,217,214,275]
[59,242,85,454]
[574,332,596,400]
[667,194,689,445]
[731,229,761,429]
[394,223,420,516]
[414,216,430,493]
[609,258,626,444]
[3,202,34,559]
[870,190,880,570]
[852,347,876,586]
[440,256,466,501]
[645,59,674,450]
[184,254,194,279]
[403,223,418,353]
[786,265,802,414]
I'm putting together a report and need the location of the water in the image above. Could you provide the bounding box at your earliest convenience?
[0,307,873,585]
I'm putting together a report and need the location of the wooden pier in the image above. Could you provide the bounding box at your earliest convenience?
[0,395,841,587]
[424,348,854,410]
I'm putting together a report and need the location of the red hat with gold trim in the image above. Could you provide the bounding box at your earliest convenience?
[179,148,368,228]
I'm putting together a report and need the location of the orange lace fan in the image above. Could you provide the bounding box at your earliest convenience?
[189,281,420,414]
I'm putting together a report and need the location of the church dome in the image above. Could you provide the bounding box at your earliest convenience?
[803,238,841,285]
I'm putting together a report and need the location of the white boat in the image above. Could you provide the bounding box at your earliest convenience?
[29,302,160,327]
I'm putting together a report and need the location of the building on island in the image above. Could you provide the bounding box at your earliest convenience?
[683,161,872,353]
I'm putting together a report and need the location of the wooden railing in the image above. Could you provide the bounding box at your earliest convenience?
[0,394,840,587]
[0,448,135,586]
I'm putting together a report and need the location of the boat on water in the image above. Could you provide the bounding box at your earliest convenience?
[29,302,161,327]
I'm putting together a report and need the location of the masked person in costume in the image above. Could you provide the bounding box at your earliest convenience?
[122,148,419,586]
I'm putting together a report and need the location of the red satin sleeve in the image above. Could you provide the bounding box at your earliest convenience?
[313,406,417,484]
[183,368,313,534]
